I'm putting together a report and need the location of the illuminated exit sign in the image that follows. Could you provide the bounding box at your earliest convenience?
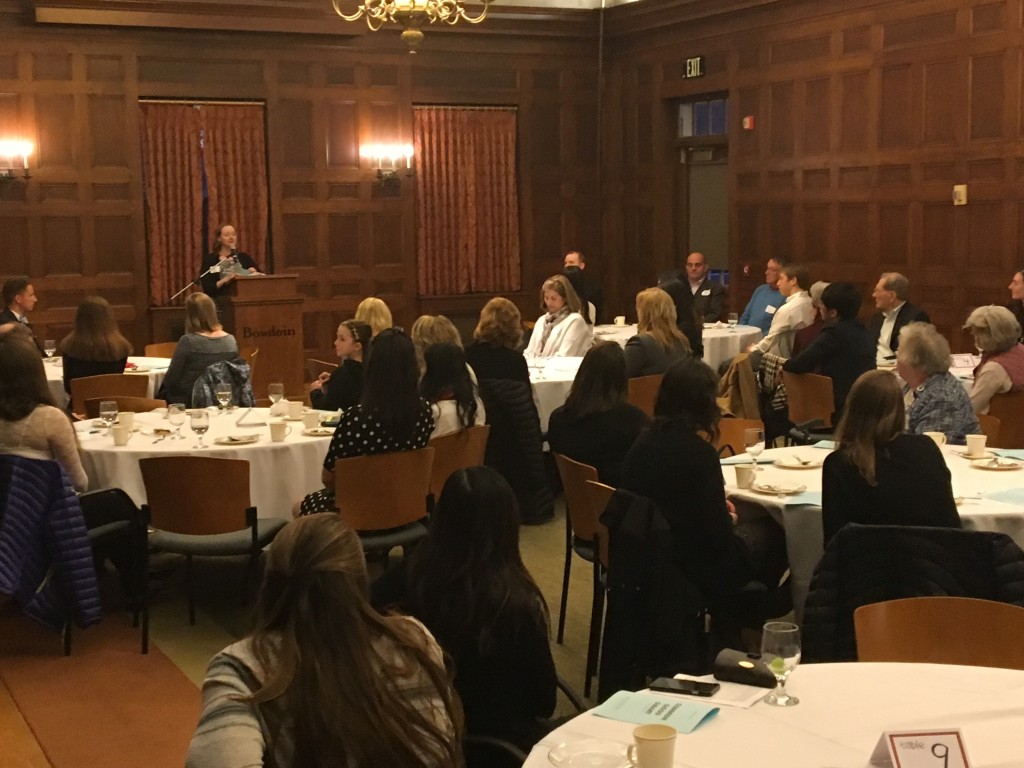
[685,56,705,78]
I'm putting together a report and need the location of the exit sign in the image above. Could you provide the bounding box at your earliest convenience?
[685,56,705,78]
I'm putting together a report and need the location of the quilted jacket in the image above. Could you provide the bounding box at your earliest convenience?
[802,523,1024,663]
[191,358,256,409]
[0,455,102,630]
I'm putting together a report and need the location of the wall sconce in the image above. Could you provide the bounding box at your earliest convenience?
[360,143,414,189]
[0,139,33,185]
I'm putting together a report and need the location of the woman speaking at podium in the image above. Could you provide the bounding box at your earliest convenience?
[200,224,263,298]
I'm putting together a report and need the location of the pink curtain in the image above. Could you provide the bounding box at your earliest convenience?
[414,108,521,296]
[139,104,204,306]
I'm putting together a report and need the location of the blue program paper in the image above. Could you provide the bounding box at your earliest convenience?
[592,690,719,734]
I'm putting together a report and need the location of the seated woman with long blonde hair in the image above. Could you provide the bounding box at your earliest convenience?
[624,287,691,378]
[354,296,393,338]
[187,514,463,768]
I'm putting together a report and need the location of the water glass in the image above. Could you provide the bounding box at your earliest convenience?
[727,312,739,332]
[190,409,210,449]
[167,403,187,440]
[215,384,233,410]
[43,339,56,359]
[744,427,765,464]
[99,400,118,428]
[761,621,801,706]
[268,382,284,404]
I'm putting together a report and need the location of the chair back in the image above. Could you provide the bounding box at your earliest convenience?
[627,374,662,418]
[585,480,615,568]
[84,396,167,418]
[143,342,177,358]
[554,454,601,542]
[70,374,149,417]
[428,425,490,499]
[305,358,337,383]
[140,456,252,535]
[977,412,1001,444]
[333,447,434,531]
[715,417,765,457]
[782,371,834,428]
[987,390,1024,448]
[855,596,1024,669]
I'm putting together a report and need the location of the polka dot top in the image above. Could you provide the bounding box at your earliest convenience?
[322,400,435,471]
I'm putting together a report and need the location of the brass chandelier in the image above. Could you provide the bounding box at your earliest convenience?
[332,0,492,52]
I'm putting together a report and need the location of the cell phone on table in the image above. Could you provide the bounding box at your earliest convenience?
[649,677,720,697]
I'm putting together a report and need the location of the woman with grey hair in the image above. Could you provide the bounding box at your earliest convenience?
[896,322,979,445]
[963,305,1024,414]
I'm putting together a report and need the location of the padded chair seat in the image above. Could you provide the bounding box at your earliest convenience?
[87,520,132,542]
[357,522,428,553]
[149,518,286,557]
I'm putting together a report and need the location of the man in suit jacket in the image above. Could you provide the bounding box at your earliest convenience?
[563,250,603,324]
[0,278,42,353]
[867,272,930,362]
[685,251,726,323]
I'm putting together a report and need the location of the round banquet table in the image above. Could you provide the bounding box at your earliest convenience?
[591,324,763,373]
[723,443,1024,622]
[529,356,584,432]
[75,407,331,520]
[45,356,170,411]
[525,662,1024,767]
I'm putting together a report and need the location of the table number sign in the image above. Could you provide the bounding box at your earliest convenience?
[870,729,971,768]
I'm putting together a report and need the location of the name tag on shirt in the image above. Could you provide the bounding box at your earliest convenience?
[765,305,777,315]
[701,289,711,296]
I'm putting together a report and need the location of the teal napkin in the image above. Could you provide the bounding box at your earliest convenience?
[985,488,1024,507]
[813,440,835,450]
[593,690,719,734]
[993,449,1024,461]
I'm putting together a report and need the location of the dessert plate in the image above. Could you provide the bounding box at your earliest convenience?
[548,740,629,768]
[751,482,807,496]
[214,434,260,445]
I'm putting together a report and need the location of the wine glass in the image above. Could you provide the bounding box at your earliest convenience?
[727,313,739,332]
[43,339,56,360]
[167,403,186,440]
[98,400,118,429]
[744,426,766,465]
[215,384,233,411]
[268,382,284,405]
[190,409,210,449]
[761,621,801,706]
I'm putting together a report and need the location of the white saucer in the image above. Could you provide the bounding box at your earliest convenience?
[303,427,335,437]
[548,740,629,768]
[751,482,807,496]
[774,456,823,469]
[970,458,1023,471]
[214,435,260,445]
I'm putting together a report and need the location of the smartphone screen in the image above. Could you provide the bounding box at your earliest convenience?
[649,677,720,697]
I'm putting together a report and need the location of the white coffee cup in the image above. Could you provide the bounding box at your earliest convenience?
[270,422,292,442]
[735,465,756,489]
[614,315,626,326]
[303,412,321,430]
[287,401,304,420]
[924,431,947,447]
[965,433,987,458]
[117,411,135,430]
[626,724,677,768]
[111,425,132,446]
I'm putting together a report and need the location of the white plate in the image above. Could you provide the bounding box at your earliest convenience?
[955,450,997,460]
[126,366,150,373]
[303,427,335,437]
[214,434,260,445]
[970,458,1023,471]
[548,740,629,768]
[751,482,807,496]
[774,456,823,469]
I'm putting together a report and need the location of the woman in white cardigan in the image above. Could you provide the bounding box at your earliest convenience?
[524,274,593,358]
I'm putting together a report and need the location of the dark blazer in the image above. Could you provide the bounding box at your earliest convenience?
[309,358,363,411]
[62,355,128,395]
[564,267,604,324]
[547,402,648,486]
[0,308,43,354]
[623,333,690,379]
[691,278,726,323]
[199,251,259,298]
[867,302,930,357]
[464,341,530,385]
[782,320,875,416]
[1009,299,1024,342]
[655,276,703,357]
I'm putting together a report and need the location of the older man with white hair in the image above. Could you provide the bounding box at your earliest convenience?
[868,272,930,363]
[962,305,1024,414]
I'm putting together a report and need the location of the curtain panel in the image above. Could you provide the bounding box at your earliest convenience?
[414,108,521,297]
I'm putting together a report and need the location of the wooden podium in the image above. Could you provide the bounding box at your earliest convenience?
[220,275,304,402]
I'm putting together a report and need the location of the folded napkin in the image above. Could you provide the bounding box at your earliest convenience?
[984,488,1024,507]
[593,690,719,734]
[720,455,774,466]
[268,400,290,417]
[813,440,835,450]
[993,449,1024,461]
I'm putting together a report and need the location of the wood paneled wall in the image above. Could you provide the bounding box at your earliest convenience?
[602,0,1024,350]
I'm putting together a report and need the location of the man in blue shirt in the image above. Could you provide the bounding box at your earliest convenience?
[739,257,786,335]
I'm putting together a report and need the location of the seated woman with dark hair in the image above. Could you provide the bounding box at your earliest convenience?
[372,467,556,752]
[309,319,370,412]
[547,341,648,486]
[296,328,434,516]
[419,343,486,439]
[58,296,133,397]
[465,297,529,384]
[620,357,787,610]
[187,514,463,768]
[822,370,960,544]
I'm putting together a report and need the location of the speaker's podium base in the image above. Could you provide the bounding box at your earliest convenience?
[220,275,304,401]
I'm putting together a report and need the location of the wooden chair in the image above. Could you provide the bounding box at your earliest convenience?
[553,453,608,697]
[627,374,663,418]
[715,417,765,457]
[428,425,491,503]
[70,374,149,417]
[84,396,167,418]
[977,412,1001,445]
[240,346,259,383]
[139,456,286,651]
[584,480,615,570]
[143,341,177,358]
[333,447,434,557]
[854,596,1024,670]
[782,371,834,429]
[305,357,337,383]
[987,390,1024,448]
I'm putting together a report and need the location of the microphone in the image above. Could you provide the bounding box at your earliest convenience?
[168,263,221,303]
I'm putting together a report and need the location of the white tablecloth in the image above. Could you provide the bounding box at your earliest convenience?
[46,356,170,410]
[592,324,763,373]
[75,407,330,519]
[530,357,583,432]
[526,663,1024,768]
[725,443,1024,620]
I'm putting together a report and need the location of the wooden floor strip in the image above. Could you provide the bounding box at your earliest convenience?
[0,676,51,768]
